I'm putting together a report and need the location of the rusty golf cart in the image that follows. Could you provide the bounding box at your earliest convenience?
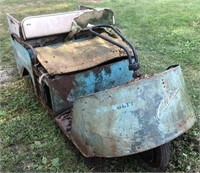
[7,5,196,171]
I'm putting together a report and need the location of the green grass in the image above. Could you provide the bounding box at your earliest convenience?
[0,0,199,172]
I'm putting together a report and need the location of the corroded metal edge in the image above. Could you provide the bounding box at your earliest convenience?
[71,65,196,157]
[35,32,131,75]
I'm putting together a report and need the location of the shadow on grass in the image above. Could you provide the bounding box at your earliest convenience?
[61,135,145,172]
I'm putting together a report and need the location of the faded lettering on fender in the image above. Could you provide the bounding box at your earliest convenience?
[112,101,134,110]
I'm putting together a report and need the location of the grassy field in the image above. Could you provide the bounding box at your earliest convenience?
[0,0,199,172]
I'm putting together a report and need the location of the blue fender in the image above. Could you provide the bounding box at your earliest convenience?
[10,38,35,86]
[71,65,196,157]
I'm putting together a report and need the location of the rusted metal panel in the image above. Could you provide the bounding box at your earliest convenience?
[55,109,72,138]
[10,38,35,86]
[71,65,196,157]
[67,8,115,39]
[74,8,114,28]
[49,59,133,114]
[35,33,131,75]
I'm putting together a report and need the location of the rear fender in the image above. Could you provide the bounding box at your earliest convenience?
[10,38,35,86]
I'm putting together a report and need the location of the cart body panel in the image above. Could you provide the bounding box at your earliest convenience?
[49,59,133,114]
[71,65,196,157]
[10,39,35,86]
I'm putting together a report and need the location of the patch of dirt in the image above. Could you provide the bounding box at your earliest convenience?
[80,0,102,3]
[0,67,18,87]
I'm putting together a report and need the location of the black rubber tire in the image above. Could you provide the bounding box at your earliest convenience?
[138,143,170,172]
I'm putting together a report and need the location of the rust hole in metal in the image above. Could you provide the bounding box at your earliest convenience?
[55,109,72,137]
[136,146,142,151]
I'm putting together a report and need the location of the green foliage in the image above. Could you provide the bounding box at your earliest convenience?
[0,0,199,172]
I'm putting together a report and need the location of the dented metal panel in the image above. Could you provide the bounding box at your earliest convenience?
[10,38,35,86]
[35,33,131,75]
[67,8,115,39]
[49,59,132,114]
[71,65,196,157]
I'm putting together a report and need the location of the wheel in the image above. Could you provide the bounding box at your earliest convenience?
[138,143,170,172]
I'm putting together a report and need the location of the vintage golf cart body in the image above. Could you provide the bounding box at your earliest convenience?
[7,6,196,171]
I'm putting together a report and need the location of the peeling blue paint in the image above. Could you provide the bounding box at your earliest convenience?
[71,65,196,157]
[10,38,35,86]
[50,59,133,114]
